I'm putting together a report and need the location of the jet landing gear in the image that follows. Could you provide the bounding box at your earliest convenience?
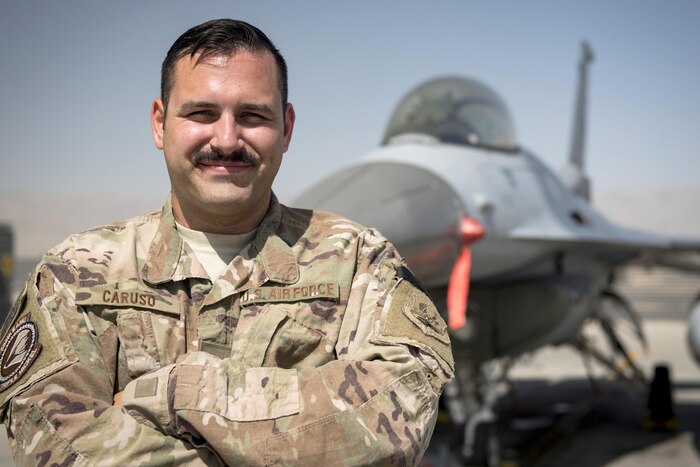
[574,291,678,431]
[574,290,649,399]
[442,361,506,467]
[462,406,499,467]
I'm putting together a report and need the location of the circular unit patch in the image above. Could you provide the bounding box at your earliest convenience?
[0,315,42,392]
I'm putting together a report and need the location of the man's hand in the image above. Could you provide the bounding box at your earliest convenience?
[113,391,124,407]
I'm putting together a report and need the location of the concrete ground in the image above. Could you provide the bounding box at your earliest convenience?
[425,318,700,466]
[507,318,700,467]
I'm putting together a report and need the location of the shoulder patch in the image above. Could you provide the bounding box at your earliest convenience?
[402,291,449,344]
[0,315,42,392]
[0,273,75,412]
[381,280,454,371]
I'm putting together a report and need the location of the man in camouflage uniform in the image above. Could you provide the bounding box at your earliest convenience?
[0,19,453,466]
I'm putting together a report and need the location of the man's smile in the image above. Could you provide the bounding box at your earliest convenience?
[197,159,254,174]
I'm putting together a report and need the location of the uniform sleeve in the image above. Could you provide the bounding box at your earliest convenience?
[124,232,455,466]
[0,259,221,466]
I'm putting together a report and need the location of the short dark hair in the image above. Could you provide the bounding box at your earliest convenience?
[160,19,288,111]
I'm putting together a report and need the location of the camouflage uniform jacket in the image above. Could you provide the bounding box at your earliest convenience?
[0,195,454,466]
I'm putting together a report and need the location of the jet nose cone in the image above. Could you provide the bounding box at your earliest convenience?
[294,161,465,288]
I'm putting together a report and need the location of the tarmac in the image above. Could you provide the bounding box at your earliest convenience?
[424,318,700,466]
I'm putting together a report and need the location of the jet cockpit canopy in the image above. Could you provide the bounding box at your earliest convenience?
[382,76,518,152]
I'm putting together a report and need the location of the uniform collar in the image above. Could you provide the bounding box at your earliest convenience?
[142,193,299,289]
[248,195,299,285]
[141,194,186,284]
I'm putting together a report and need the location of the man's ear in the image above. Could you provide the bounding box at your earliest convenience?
[151,98,166,150]
[282,103,296,152]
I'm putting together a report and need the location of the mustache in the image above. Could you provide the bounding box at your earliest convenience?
[193,148,258,165]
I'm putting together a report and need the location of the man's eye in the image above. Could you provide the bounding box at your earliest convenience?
[240,112,269,123]
[187,110,216,120]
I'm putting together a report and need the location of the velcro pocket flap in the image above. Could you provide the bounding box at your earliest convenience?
[116,310,161,378]
[231,307,288,367]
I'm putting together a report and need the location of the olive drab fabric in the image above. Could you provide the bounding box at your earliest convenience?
[0,194,453,466]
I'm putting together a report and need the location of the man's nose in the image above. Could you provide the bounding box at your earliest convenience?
[210,115,244,154]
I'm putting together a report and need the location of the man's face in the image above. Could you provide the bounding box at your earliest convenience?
[151,50,295,231]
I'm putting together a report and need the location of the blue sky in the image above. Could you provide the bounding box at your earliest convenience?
[1,1,699,253]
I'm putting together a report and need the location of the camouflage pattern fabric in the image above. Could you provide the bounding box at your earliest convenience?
[0,194,454,466]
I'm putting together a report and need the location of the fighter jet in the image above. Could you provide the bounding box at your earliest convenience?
[294,42,700,463]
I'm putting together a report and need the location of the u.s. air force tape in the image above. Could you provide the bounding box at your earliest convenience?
[0,315,42,392]
[240,282,340,306]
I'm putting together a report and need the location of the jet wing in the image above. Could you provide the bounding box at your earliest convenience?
[509,219,700,272]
